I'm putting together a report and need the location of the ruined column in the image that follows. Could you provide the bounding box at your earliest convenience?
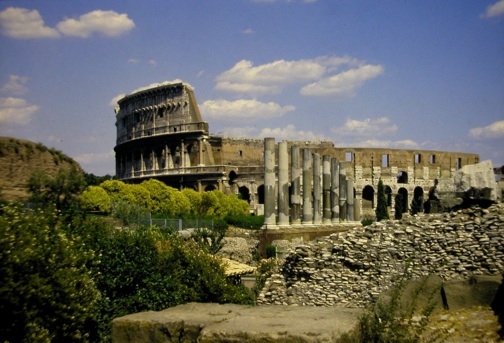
[264,138,276,228]
[290,145,301,224]
[313,153,322,225]
[347,179,354,221]
[323,155,331,224]
[339,161,347,221]
[331,158,340,223]
[278,141,289,226]
[354,190,362,222]
[302,149,313,224]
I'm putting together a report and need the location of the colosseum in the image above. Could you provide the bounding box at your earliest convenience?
[114,81,479,221]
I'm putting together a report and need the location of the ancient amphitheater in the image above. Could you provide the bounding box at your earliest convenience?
[114,82,479,221]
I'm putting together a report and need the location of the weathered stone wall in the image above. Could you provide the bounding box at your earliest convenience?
[257,203,504,307]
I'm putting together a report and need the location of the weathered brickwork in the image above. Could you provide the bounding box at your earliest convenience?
[114,82,479,218]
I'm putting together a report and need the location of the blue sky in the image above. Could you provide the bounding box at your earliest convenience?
[0,0,503,175]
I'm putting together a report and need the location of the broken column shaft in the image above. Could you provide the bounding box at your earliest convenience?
[264,137,276,227]
[302,149,313,224]
[290,145,301,224]
[278,141,289,226]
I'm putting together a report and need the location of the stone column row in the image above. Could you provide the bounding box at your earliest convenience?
[263,138,356,228]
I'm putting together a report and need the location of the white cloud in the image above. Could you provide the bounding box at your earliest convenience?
[57,10,135,38]
[0,75,29,95]
[481,0,504,18]
[0,97,39,125]
[219,124,328,141]
[242,28,255,34]
[469,120,504,139]
[300,64,384,97]
[0,7,135,39]
[148,59,157,66]
[215,56,381,97]
[331,117,397,137]
[216,58,327,94]
[259,124,329,141]
[200,99,295,122]
[74,150,114,166]
[0,7,60,39]
[128,58,140,63]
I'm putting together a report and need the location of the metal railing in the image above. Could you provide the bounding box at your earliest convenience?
[150,218,214,231]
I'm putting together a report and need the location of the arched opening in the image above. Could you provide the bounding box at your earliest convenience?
[385,186,392,207]
[238,186,251,203]
[257,184,265,205]
[228,171,238,185]
[205,184,216,191]
[397,171,408,184]
[362,185,375,210]
[398,188,408,213]
[412,187,424,214]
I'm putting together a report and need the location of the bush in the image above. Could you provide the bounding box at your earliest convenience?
[80,185,112,213]
[88,226,252,340]
[361,217,374,226]
[0,203,100,342]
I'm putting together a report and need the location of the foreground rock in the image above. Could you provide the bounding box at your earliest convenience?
[112,303,362,343]
[435,160,500,208]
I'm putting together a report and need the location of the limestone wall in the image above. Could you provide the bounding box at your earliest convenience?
[257,203,504,307]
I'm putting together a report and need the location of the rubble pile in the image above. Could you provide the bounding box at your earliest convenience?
[257,203,504,308]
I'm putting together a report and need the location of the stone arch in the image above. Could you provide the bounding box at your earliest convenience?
[397,171,408,184]
[362,185,375,210]
[397,187,408,213]
[238,186,251,203]
[257,184,265,205]
[412,186,424,213]
[228,170,238,185]
[205,184,217,191]
[385,185,392,207]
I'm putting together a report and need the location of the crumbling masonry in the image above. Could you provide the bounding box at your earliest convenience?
[114,81,479,221]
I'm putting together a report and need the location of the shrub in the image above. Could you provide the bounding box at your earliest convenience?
[80,185,112,213]
[361,217,374,226]
[265,244,277,259]
[0,204,100,342]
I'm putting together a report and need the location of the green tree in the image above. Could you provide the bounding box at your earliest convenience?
[28,165,85,211]
[200,191,219,217]
[100,180,135,204]
[182,188,202,216]
[375,179,389,221]
[80,185,112,213]
[227,194,250,217]
[0,204,100,342]
[395,193,404,220]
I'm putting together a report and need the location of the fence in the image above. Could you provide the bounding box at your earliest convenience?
[149,218,214,231]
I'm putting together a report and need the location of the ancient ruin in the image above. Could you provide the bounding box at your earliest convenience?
[114,81,482,221]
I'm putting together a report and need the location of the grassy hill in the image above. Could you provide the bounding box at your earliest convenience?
[0,137,81,202]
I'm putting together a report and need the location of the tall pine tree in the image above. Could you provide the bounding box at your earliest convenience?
[375,179,389,221]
